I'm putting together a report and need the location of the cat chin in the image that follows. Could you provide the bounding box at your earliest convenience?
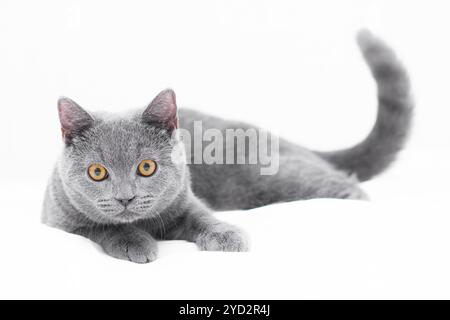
[88,207,156,224]
[108,209,144,223]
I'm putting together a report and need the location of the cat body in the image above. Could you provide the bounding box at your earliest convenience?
[42,30,413,263]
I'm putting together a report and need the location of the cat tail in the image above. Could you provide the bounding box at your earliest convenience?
[316,29,413,182]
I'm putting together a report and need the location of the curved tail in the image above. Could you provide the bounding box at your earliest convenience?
[317,30,413,182]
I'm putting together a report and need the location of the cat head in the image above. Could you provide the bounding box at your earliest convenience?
[57,89,186,224]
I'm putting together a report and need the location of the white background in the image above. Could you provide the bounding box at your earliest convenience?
[1,0,450,299]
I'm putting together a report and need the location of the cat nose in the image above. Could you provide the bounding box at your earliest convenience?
[115,196,135,207]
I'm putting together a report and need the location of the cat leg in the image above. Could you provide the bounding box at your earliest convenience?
[238,157,369,207]
[167,196,249,252]
[74,224,158,263]
[279,163,369,201]
[309,174,368,200]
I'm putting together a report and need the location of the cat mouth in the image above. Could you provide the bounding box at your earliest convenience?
[112,209,141,221]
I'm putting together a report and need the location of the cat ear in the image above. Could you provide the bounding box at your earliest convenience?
[142,89,178,133]
[57,97,94,144]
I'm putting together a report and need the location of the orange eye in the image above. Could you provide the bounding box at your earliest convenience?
[137,159,157,177]
[88,164,108,181]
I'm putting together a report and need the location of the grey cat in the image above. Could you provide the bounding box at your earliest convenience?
[42,30,412,263]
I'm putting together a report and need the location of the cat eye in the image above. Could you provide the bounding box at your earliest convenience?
[137,159,157,177]
[88,164,109,181]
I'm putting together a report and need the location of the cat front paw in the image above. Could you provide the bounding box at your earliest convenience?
[103,231,158,264]
[196,224,249,252]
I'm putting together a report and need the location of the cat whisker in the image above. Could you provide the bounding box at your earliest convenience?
[138,200,154,205]
[133,206,151,211]
[157,214,166,238]
[98,203,113,208]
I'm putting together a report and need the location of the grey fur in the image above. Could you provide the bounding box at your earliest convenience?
[317,30,413,181]
[42,30,412,263]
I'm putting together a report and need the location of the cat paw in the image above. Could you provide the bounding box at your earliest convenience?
[339,189,369,200]
[103,231,158,264]
[337,187,369,200]
[196,224,249,252]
